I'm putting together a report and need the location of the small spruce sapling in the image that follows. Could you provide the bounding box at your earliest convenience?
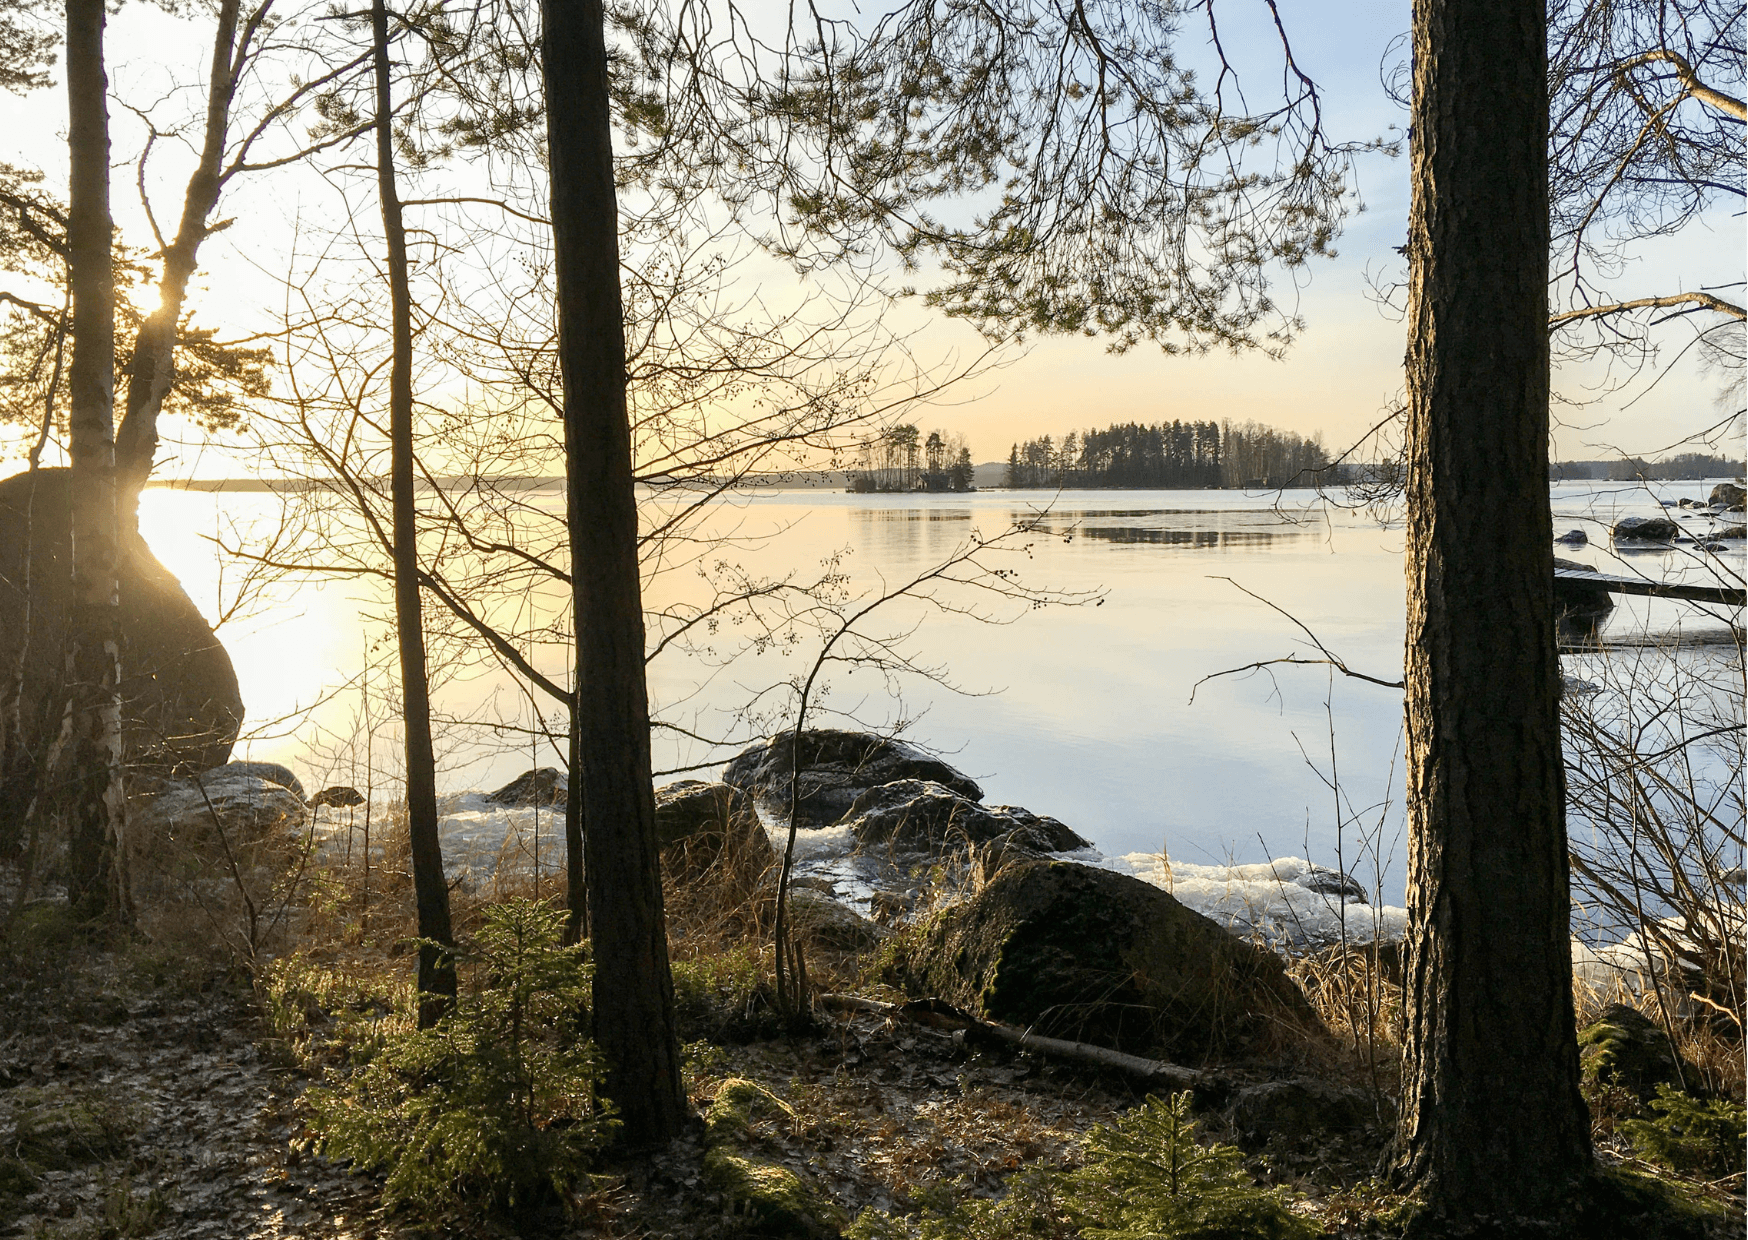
[304,899,616,1215]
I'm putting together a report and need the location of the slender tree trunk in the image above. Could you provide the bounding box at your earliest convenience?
[113,0,243,505]
[372,0,454,1027]
[563,699,588,945]
[1396,0,1591,1226]
[63,0,127,922]
[541,0,685,1146]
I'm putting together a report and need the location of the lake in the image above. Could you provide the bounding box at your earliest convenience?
[138,477,1745,907]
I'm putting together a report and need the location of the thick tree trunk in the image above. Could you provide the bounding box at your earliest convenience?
[541,0,686,1146]
[563,701,588,945]
[63,0,127,922]
[113,0,242,504]
[372,0,455,1026]
[1397,0,1592,1227]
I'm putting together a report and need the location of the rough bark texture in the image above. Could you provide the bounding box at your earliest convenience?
[1397,0,1592,1226]
[372,0,455,1025]
[542,0,686,1145]
[63,0,128,920]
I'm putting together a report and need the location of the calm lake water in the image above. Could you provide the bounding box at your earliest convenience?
[138,478,1744,905]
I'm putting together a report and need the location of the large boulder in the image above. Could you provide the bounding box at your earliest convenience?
[722,730,982,827]
[653,779,774,873]
[1708,482,1745,510]
[890,860,1323,1059]
[838,779,1088,854]
[1612,515,1681,542]
[0,468,243,781]
[133,768,306,846]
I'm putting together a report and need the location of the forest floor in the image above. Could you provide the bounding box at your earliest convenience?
[0,882,1740,1240]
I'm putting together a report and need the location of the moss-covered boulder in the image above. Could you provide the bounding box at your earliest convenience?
[889,860,1323,1059]
[4,1086,135,1175]
[703,1080,845,1237]
[1579,1004,1688,1101]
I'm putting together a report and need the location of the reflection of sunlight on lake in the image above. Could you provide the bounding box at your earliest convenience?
[134,478,1742,904]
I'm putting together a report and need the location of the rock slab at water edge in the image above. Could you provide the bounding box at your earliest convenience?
[722,729,983,827]
[838,779,1089,854]
[1612,515,1682,541]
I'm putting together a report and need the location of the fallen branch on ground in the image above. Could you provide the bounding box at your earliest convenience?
[821,993,1214,1092]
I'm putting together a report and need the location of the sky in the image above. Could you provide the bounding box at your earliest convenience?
[2,0,1740,475]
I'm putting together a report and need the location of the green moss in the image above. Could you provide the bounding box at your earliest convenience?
[0,1154,39,1198]
[1575,1167,1736,1239]
[703,1146,848,1238]
[10,1087,136,1171]
[705,1078,798,1146]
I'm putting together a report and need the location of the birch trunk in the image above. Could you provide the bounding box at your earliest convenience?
[63,0,127,921]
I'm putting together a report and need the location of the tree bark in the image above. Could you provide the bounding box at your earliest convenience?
[1397,0,1592,1226]
[541,0,686,1146]
[63,0,127,922]
[372,0,455,1026]
[563,699,588,945]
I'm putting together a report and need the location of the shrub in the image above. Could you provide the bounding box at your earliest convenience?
[1621,1084,1747,1178]
[303,899,616,1216]
[848,1092,1316,1240]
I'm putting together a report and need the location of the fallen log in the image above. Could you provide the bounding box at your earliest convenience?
[820,993,1213,1092]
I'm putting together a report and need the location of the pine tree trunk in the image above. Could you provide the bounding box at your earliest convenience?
[372,0,455,1026]
[541,0,685,1146]
[1397,0,1592,1225]
[63,0,127,922]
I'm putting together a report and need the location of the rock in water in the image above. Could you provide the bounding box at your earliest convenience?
[722,729,982,827]
[1295,864,1367,903]
[484,767,565,806]
[1709,482,1745,511]
[1554,528,1588,545]
[1612,515,1681,541]
[838,779,1088,853]
[1553,556,1615,643]
[653,779,774,874]
[0,468,243,779]
[890,860,1322,1058]
[309,785,364,809]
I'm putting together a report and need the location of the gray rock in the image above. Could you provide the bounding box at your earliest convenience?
[1708,482,1745,511]
[1224,1078,1381,1147]
[0,469,244,783]
[839,779,1088,854]
[653,780,773,873]
[1553,556,1615,642]
[309,785,365,809]
[888,859,1323,1058]
[786,888,887,950]
[1296,865,1367,904]
[1612,515,1681,541]
[485,767,565,806]
[1716,524,1746,540]
[135,771,307,844]
[722,730,982,827]
[203,761,305,802]
[1554,528,1588,545]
